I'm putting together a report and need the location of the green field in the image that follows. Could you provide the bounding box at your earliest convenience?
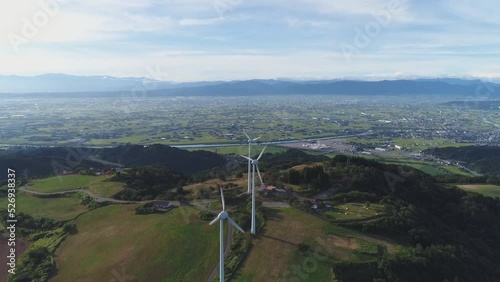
[86,180,125,197]
[1,96,496,149]
[52,205,219,282]
[0,192,86,221]
[186,145,287,155]
[234,208,403,282]
[375,157,472,176]
[27,175,117,194]
[457,184,500,198]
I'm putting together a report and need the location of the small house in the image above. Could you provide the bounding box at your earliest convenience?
[153,201,173,209]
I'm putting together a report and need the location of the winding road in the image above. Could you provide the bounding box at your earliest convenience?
[19,185,150,204]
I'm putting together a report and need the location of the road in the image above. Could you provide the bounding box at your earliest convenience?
[429,158,482,176]
[0,130,373,149]
[19,185,148,204]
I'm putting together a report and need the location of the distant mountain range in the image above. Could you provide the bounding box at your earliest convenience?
[0,74,221,93]
[1,74,499,97]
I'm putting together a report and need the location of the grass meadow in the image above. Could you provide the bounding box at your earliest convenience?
[52,205,220,282]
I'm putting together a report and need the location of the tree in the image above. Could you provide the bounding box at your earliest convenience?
[298,243,310,253]
[176,186,184,195]
[288,169,300,184]
[62,222,77,234]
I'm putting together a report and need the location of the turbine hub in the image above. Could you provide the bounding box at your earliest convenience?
[252,160,258,165]
[219,211,229,220]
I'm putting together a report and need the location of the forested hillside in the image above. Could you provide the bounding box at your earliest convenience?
[279,155,500,281]
[425,146,500,177]
[0,145,226,183]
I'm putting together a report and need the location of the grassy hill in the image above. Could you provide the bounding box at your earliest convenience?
[3,149,500,281]
[234,208,405,282]
[26,174,125,197]
[96,144,226,174]
[0,193,86,221]
[52,205,219,282]
[0,144,227,182]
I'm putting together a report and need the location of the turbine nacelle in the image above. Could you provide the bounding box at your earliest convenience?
[209,187,245,233]
[240,145,267,165]
[243,132,261,143]
[219,211,229,220]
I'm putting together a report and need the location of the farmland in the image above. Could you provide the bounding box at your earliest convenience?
[0,95,498,149]
[187,145,287,156]
[373,156,473,176]
[1,92,499,281]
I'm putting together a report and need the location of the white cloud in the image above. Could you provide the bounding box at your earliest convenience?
[284,17,331,28]
[179,17,222,26]
[0,0,499,80]
[296,0,408,15]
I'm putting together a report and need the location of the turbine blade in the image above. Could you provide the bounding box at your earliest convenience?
[256,165,263,185]
[253,136,261,141]
[243,132,250,140]
[220,187,226,211]
[227,217,245,233]
[257,145,267,160]
[209,214,221,226]
[240,155,253,161]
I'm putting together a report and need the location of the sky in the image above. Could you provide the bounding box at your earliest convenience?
[0,0,499,81]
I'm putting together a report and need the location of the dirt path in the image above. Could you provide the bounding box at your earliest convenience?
[18,185,146,204]
[262,202,291,208]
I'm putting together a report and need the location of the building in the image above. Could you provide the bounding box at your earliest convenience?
[153,201,173,209]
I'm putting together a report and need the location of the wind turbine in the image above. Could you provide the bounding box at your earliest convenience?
[240,145,267,235]
[243,132,261,194]
[210,186,245,282]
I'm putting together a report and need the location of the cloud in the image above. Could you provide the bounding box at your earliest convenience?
[294,0,408,15]
[0,0,499,81]
[179,17,222,26]
[284,17,331,28]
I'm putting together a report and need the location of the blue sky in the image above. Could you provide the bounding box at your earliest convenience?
[0,0,499,81]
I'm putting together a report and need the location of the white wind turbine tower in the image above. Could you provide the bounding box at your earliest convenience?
[240,145,267,235]
[243,132,261,194]
[210,186,245,282]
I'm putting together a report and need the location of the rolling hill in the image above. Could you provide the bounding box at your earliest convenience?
[0,145,226,182]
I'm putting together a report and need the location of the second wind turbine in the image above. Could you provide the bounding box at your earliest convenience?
[240,145,267,235]
[243,132,261,194]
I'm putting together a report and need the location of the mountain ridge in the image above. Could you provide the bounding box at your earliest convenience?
[1,74,499,96]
